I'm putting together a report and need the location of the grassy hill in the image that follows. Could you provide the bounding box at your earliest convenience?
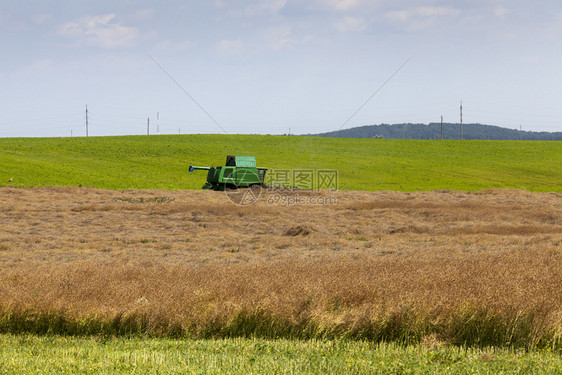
[0,135,560,192]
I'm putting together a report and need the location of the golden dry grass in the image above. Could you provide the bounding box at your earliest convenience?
[0,187,560,346]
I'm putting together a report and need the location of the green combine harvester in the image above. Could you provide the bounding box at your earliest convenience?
[189,155,267,191]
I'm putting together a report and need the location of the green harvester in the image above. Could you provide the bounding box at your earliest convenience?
[189,156,267,191]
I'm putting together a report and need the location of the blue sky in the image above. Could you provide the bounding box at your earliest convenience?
[1,0,561,137]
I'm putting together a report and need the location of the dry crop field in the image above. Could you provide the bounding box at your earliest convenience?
[0,186,560,348]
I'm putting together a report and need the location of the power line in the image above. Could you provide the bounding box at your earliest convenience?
[148,54,229,136]
[337,53,415,131]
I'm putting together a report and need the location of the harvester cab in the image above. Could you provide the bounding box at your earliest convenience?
[189,156,267,191]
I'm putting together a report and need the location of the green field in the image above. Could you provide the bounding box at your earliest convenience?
[0,135,560,191]
[2,134,560,372]
[1,334,560,374]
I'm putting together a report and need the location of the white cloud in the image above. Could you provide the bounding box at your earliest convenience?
[321,0,363,11]
[335,16,366,32]
[386,6,460,21]
[216,39,244,56]
[217,0,287,17]
[385,9,409,23]
[417,7,460,18]
[57,14,138,49]
[214,0,227,10]
[132,9,155,22]
[493,6,512,18]
[264,26,300,50]
[385,6,461,30]
[245,0,287,16]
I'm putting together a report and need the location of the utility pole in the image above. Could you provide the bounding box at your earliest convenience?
[460,100,463,140]
[147,117,150,135]
[441,115,443,140]
[157,112,160,135]
[85,105,89,137]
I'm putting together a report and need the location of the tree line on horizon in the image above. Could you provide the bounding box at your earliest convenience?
[306,123,562,140]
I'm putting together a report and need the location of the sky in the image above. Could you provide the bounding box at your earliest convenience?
[1,0,561,137]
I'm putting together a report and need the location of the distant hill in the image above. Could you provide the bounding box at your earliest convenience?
[306,123,562,140]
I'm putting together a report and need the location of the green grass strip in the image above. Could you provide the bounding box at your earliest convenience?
[1,135,560,191]
[0,334,561,374]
